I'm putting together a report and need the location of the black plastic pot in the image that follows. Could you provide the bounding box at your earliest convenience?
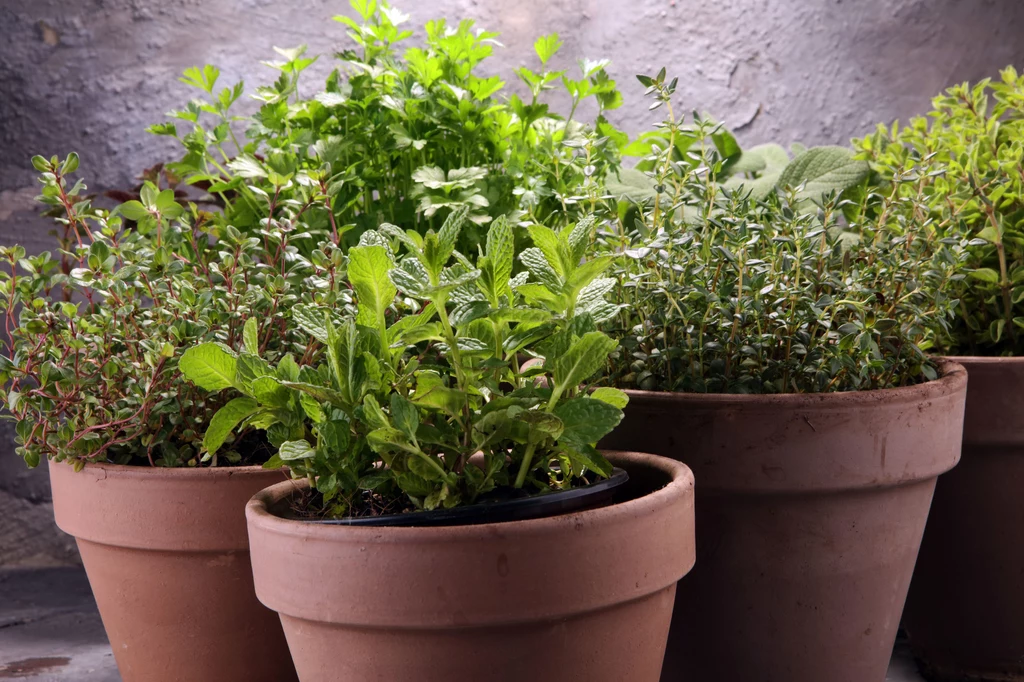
[312,468,629,527]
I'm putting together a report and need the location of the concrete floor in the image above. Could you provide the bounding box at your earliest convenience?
[0,567,925,681]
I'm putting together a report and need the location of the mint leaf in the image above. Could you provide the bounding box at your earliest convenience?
[527,224,566,277]
[565,444,614,478]
[520,247,562,290]
[348,244,397,331]
[436,205,469,266]
[278,440,316,461]
[390,393,420,442]
[203,397,259,455]
[179,343,237,392]
[243,318,259,355]
[554,397,623,447]
[590,386,629,409]
[551,331,617,399]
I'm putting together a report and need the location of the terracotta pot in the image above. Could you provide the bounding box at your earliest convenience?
[599,361,967,682]
[903,357,1024,681]
[246,450,695,682]
[49,461,298,682]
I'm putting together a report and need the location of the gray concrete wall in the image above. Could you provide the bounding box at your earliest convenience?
[2,0,1023,564]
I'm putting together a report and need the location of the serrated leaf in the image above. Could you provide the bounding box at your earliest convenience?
[485,215,514,300]
[236,353,273,393]
[291,305,329,344]
[278,440,316,461]
[565,445,613,478]
[349,245,397,331]
[519,410,564,444]
[520,247,562,290]
[527,224,566,276]
[179,343,237,392]
[436,205,468,267]
[551,332,617,399]
[243,318,259,355]
[590,387,629,409]
[534,33,563,64]
[554,397,623,447]
[203,397,259,455]
[251,376,291,407]
[390,393,420,442]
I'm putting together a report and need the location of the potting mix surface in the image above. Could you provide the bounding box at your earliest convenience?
[0,566,925,681]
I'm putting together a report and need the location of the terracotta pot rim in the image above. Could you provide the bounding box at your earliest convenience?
[246,451,697,627]
[51,460,290,551]
[616,359,965,409]
[51,459,274,479]
[247,450,691,541]
[940,354,1024,364]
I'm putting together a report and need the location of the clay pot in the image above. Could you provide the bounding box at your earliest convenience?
[49,461,298,682]
[246,450,695,682]
[599,361,967,682]
[903,357,1024,681]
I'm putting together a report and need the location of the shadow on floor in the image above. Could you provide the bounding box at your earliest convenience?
[0,567,925,681]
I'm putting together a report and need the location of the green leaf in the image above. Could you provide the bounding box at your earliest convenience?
[485,215,514,300]
[292,305,330,344]
[390,393,420,442]
[251,376,291,408]
[203,397,259,455]
[179,343,237,392]
[605,168,657,202]
[278,440,316,461]
[565,445,614,478]
[554,397,623,447]
[534,33,563,65]
[236,354,273,393]
[435,205,469,267]
[519,410,564,444]
[778,146,870,200]
[551,332,617,399]
[362,394,389,430]
[520,247,562,290]
[969,268,1001,284]
[118,200,150,221]
[243,318,259,355]
[348,245,397,331]
[728,143,790,176]
[281,381,346,406]
[411,371,467,417]
[527,224,566,276]
[590,387,629,409]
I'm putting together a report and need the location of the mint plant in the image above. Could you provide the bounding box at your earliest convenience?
[181,208,627,516]
[150,0,625,254]
[854,66,1024,356]
[598,73,961,394]
[0,157,348,468]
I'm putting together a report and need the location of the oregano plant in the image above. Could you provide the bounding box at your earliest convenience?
[0,157,350,468]
[854,66,1024,355]
[181,207,628,516]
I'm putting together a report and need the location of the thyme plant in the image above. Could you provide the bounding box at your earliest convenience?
[600,72,962,394]
[854,66,1024,356]
[181,208,627,516]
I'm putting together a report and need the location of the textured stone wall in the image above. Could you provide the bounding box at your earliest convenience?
[2,0,1023,564]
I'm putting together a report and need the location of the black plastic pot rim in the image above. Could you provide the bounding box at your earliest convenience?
[297,467,630,528]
